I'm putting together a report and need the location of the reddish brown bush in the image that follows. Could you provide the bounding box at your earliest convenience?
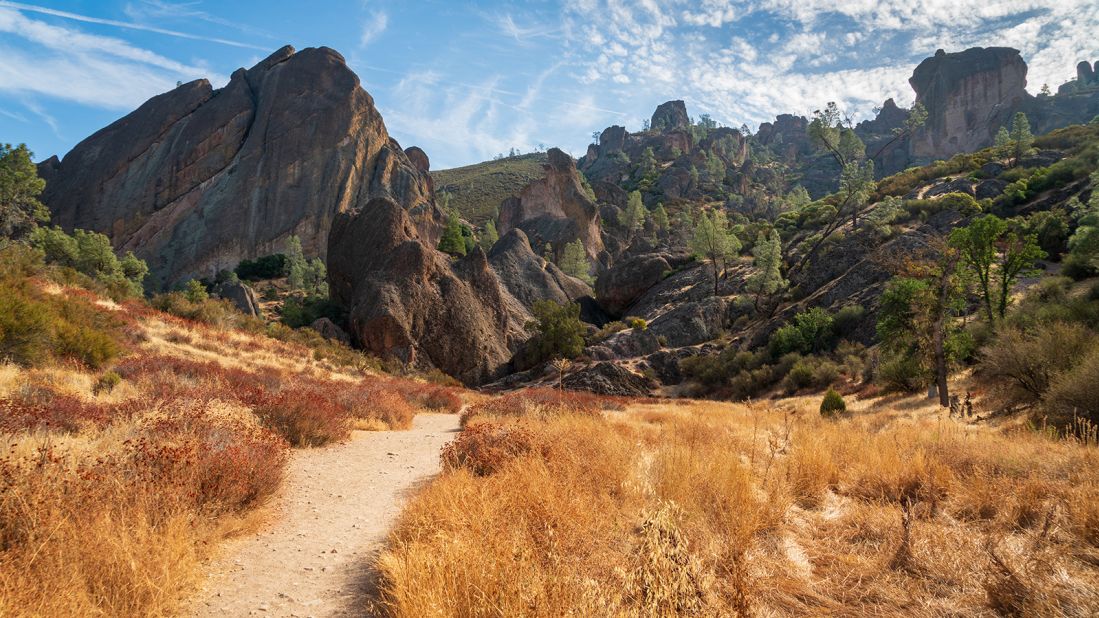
[252,385,351,447]
[397,382,465,413]
[340,379,417,429]
[440,420,539,476]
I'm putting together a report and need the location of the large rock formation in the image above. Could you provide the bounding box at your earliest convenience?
[328,197,526,385]
[909,47,1029,159]
[37,45,438,290]
[497,148,605,264]
[650,100,690,132]
[488,229,593,310]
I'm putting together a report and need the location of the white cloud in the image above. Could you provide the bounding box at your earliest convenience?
[562,0,1099,131]
[360,10,388,47]
[0,7,220,110]
[0,0,266,49]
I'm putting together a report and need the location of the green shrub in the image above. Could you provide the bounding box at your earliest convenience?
[0,281,54,365]
[879,353,925,392]
[625,316,648,330]
[183,279,209,303]
[235,254,287,281]
[524,300,586,364]
[30,226,147,298]
[832,304,865,338]
[93,371,122,395]
[785,358,816,389]
[820,388,846,417]
[768,324,805,357]
[53,321,119,370]
[281,295,344,329]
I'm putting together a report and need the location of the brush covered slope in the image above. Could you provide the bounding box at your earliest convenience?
[0,242,464,617]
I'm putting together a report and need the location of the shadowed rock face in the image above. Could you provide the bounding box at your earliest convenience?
[329,197,527,385]
[909,47,1030,159]
[650,100,690,132]
[38,45,438,290]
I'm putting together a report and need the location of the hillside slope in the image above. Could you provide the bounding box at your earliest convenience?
[431,153,548,224]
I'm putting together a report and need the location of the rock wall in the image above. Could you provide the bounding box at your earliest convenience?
[909,47,1030,159]
[497,148,605,263]
[37,45,438,290]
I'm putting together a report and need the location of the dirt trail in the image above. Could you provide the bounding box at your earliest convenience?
[187,413,460,617]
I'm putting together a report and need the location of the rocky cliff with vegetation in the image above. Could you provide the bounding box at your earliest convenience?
[36,45,439,291]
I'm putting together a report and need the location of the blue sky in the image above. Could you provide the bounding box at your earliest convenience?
[1,1,1096,169]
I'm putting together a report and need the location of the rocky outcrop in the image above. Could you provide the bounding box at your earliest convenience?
[310,317,350,345]
[647,297,726,347]
[595,253,671,316]
[650,100,690,132]
[38,45,438,290]
[488,229,593,310]
[214,281,260,317]
[909,47,1030,160]
[497,148,605,263]
[562,362,654,396]
[329,197,526,385]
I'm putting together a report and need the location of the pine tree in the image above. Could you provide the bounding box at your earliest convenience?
[558,239,593,284]
[747,229,786,309]
[651,203,669,238]
[619,190,647,241]
[438,209,467,256]
[993,127,1011,158]
[285,235,307,290]
[479,219,499,251]
[690,210,741,296]
[1009,112,1033,163]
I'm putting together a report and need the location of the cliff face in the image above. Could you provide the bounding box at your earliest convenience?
[909,47,1030,159]
[498,148,605,264]
[37,45,438,290]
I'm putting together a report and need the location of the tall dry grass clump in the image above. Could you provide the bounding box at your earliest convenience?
[377,395,1099,617]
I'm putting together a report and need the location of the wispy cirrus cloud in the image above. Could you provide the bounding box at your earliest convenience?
[360,10,388,47]
[0,6,220,110]
[0,0,266,49]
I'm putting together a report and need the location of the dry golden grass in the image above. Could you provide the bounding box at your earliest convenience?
[376,393,1099,617]
[0,281,467,617]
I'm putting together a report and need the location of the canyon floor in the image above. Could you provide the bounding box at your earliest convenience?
[186,413,461,618]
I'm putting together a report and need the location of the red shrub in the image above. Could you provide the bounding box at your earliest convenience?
[0,392,146,434]
[339,379,417,429]
[440,420,539,476]
[252,385,350,447]
[396,381,465,413]
[132,404,288,513]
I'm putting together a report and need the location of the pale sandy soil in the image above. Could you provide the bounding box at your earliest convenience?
[186,413,460,618]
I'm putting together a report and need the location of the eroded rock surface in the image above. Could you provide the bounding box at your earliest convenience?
[39,46,437,290]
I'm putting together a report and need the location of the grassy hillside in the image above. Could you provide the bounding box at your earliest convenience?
[431,153,548,224]
[377,389,1099,616]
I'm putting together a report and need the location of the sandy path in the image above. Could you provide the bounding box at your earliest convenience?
[187,413,460,618]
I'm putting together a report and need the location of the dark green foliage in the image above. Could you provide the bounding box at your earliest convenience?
[29,226,148,298]
[0,143,49,239]
[819,388,846,416]
[281,296,345,329]
[768,307,834,356]
[832,304,865,338]
[1022,208,1070,258]
[235,254,288,281]
[438,209,468,256]
[525,300,585,364]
